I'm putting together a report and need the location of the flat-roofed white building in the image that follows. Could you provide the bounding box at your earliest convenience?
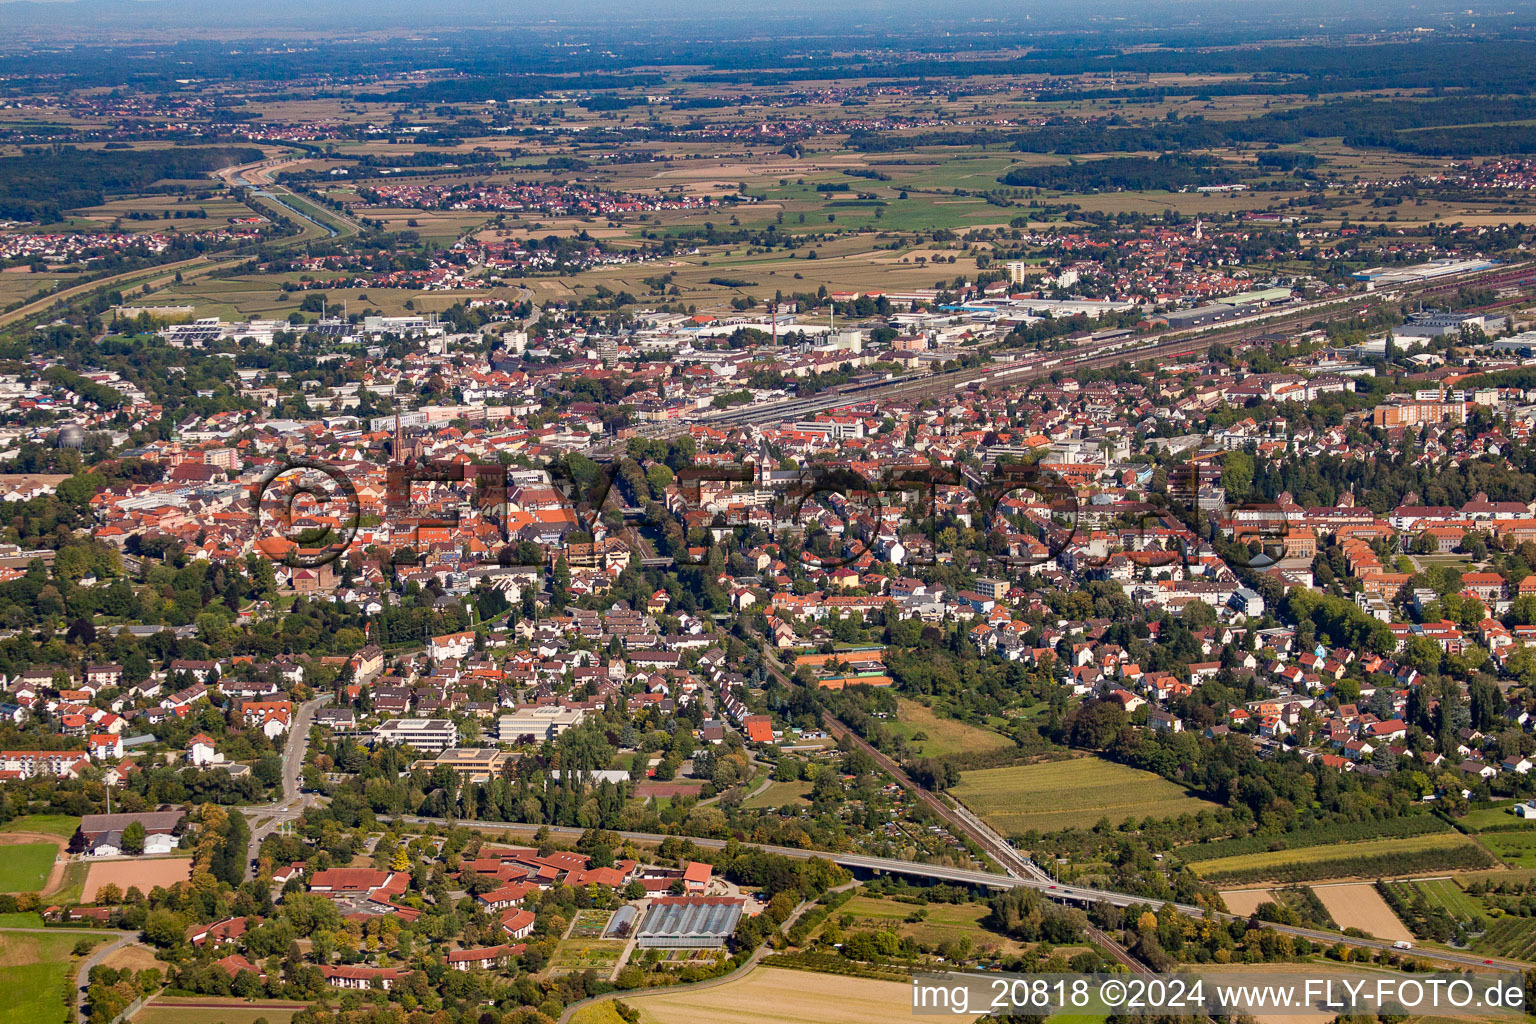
[498,706,585,744]
[373,718,458,753]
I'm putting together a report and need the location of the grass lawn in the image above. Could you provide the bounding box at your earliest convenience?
[0,844,55,894]
[1458,802,1536,832]
[951,757,1219,835]
[0,816,78,840]
[742,780,813,809]
[884,698,1013,759]
[0,931,103,1024]
[1192,833,1486,881]
[50,862,88,906]
[0,912,45,928]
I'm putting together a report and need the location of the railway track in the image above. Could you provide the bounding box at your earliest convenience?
[651,259,1536,440]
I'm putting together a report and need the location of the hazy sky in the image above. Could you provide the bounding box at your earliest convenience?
[0,0,1515,35]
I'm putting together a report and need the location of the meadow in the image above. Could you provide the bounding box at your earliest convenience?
[950,757,1219,835]
[0,930,104,1024]
[741,780,813,809]
[0,815,81,840]
[1476,831,1536,869]
[882,698,1012,759]
[833,894,1024,955]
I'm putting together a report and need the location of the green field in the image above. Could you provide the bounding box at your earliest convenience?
[567,1003,629,1024]
[0,844,56,894]
[0,931,103,1024]
[884,698,1013,759]
[1476,831,1536,869]
[0,816,78,840]
[952,757,1219,835]
[1192,833,1487,882]
[0,913,46,928]
[1457,802,1536,832]
[742,780,814,809]
[836,894,1022,953]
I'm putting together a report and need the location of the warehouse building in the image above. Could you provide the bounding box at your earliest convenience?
[634,896,745,948]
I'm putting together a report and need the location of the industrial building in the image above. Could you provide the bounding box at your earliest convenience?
[1393,311,1507,340]
[634,896,745,948]
[1159,303,1250,330]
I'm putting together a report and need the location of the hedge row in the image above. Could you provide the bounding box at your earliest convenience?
[1202,845,1495,885]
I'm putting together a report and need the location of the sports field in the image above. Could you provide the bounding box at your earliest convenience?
[0,816,78,840]
[0,843,57,893]
[82,857,192,901]
[951,757,1219,835]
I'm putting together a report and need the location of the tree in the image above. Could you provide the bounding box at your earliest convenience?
[121,821,146,856]
[1221,451,1254,501]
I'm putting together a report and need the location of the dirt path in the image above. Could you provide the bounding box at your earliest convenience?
[0,831,69,896]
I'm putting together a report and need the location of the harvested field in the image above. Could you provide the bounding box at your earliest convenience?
[133,998,305,1024]
[1310,882,1413,943]
[1219,889,1276,916]
[623,966,969,1024]
[101,942,163,973]
[83,857,191,901]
